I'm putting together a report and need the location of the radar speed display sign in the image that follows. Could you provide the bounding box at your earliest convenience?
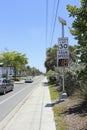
[58,37,69,67]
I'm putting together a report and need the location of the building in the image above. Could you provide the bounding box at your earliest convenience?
[0,63,14,78]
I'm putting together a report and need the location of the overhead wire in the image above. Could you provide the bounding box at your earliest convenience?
[50,0,60,47]
[50,0,57,45]
[45,0,48,51]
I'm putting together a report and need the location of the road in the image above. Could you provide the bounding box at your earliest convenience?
[0,75,44,122]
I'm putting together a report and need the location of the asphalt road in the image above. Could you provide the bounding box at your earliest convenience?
[0,75,44,122]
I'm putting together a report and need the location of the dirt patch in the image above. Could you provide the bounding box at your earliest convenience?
[54,97,87,130]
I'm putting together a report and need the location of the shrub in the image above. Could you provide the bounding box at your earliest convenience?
[64,71,79,96]
[2,73,7,78]
[75,81,87,101]
[46,70,56,85]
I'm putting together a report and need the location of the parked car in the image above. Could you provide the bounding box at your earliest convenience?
[25,77,33,83]
[0,78,14,95]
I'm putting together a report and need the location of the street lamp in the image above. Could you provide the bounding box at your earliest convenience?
[58,17,66,38]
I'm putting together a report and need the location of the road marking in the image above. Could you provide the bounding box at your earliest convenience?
[0,77,44,105]
[0,87,27,105]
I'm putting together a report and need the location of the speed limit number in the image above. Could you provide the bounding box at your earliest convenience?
[58,38,68,50]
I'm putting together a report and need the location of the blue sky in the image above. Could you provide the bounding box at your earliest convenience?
[0,0,80,72]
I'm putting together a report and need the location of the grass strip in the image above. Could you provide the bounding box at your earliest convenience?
[49,85,67,130]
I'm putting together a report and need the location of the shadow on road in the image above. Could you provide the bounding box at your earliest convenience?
[43,82,48,87]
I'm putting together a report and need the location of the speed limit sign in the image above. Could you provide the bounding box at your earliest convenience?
[58,37,69,67]
[58,37,68,50]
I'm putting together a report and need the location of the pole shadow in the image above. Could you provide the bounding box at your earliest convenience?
[45,99,65,107]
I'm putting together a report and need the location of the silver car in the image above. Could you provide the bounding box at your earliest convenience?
[25,77,33,83]
[0,78,14,95]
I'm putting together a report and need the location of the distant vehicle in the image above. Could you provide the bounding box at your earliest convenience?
[0,78,14,95]
[25,77,33,83]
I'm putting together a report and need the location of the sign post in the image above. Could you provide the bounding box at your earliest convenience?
[58,37,69,92]
[58,17,69,100]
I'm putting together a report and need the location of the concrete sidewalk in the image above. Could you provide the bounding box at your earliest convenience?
[0,77,56,130]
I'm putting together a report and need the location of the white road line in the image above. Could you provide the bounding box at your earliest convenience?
[0,77,44,105]
[0,87,27,105]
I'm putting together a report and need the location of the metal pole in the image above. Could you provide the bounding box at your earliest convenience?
[62,24,65,92]
[58,17,67,100]
[62,67,65,92]
[62,23,64,38]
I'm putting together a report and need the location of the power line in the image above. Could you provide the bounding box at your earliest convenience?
[50,0,60,47]
[45,0,48,51]
[50,0,57,43]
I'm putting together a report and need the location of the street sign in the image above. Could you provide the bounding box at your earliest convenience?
[57,50,69,59]
[58,37,68,50]
[57,37,69,67]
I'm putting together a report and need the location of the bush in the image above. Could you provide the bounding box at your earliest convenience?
[75,81,87,101]
[46,69,81,97]
[2,73,7,78]
[64,71,79,96]
[46,70,56,85]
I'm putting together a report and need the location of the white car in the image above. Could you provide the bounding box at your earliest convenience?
[25,77,33,83]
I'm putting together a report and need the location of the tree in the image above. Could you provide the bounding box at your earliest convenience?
[25,66,42,76]
[0,51,28,80]
[67,0,87,80]
[25,65,32,76]
[45,44,78,72]
[31,67,42,76]
[45,44,58,72]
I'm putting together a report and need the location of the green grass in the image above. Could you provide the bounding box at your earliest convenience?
[49,85,59,100]
[53,105,67,130]
[49,85,67,130]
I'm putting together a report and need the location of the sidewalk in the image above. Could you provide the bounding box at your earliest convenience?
[0,77,56,130]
